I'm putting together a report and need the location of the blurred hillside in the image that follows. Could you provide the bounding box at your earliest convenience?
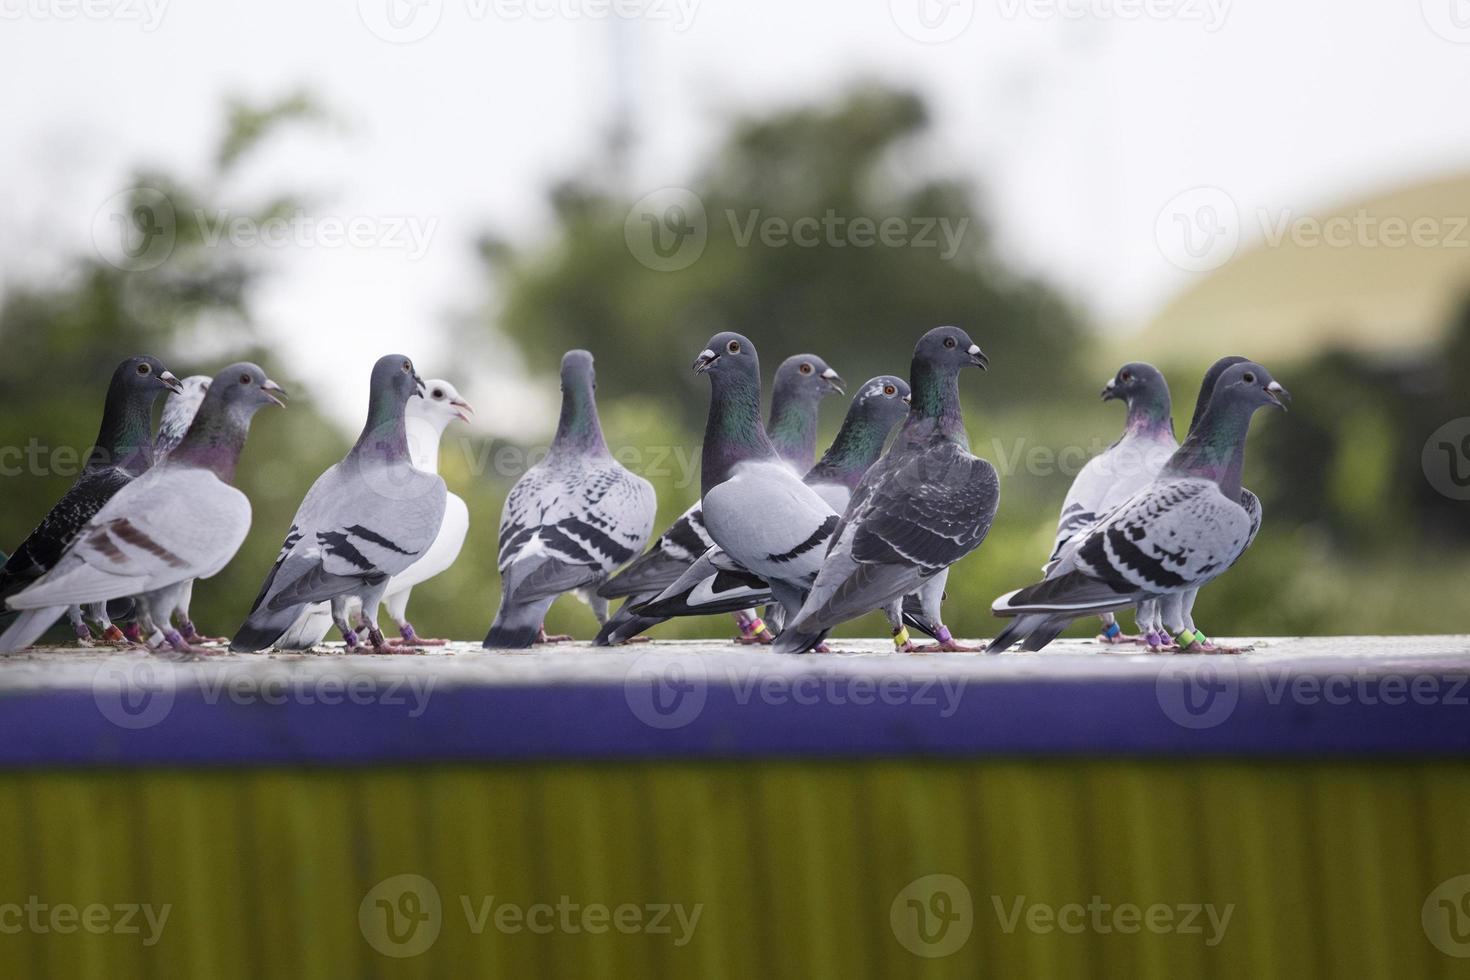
[1,85,1467,646]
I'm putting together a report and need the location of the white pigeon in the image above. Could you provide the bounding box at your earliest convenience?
[990,361,1289,653]
[232,354,446,654]
[275,379,473,648]
[484,350,656,648]
[1,363,285,656]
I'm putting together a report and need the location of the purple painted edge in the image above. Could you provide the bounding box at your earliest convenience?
[0,670,1468,769]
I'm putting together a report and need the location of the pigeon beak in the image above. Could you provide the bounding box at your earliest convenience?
[413,373,427,396]
[1101,379,1119,401]
[261,379,288,407]
[158,370,185,395]
[820,368,845,395]
[967,344,989,370]
[693,349,719,374]
[450,397,475,423]
[1265,380,1291,410]
[902,392,912,406]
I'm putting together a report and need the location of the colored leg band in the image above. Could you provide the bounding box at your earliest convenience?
[741,618,766,638]
[935,625,953,644]
[1102,622,1122,639]
[1176,629,1197,648]
[1194,633,1210,647]
[892,626,910,648]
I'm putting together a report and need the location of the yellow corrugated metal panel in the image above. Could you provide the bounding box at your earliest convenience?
[0,760,1467,979]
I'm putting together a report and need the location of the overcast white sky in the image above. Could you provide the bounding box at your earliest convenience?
[3,0,1470,432]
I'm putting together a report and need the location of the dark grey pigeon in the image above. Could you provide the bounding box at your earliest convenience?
[2,363,283,655]
[782,327,998,653]
[621,375,912,635]
[0,355,181,647]
[484,350,655,648]
[232,355,443,654]
[990,361,1289,653]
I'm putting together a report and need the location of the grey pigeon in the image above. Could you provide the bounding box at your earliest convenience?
[1,363,284,655]
[274,379,474,649]
[1159,355,1261,652]
[232,355,443,654]
[767,354,845,470]
[1050,362,1177,647]
[989,361,1289,653]
[781,327,998,654]
[484,350,655,648]
[592,351,845,646]
[679,332,842,653]
[0,356,181,648]
[624,375,912,633]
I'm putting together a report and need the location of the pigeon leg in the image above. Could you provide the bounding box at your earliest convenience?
[907,625,984,653]
[174,581,225,644]
[354,585,396,654]
[1095,612,1137,645]
[536,625,576,644]
[886,601,918,653]
[379,588,446,646]
[331,596,360,651]
[732,610,775,645]
[66,606,95,647]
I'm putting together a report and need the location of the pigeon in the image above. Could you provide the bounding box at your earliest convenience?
[274,379,474,649]
[621,375,912,634]
[0,355,182,648]
[1160,355,1261,653]
[591,351,845,646]
[1,363,284,655]
[232,354,444,654]
[989,361,1289,653]
[484,350,655,648]
[766,354,846,470]
[132,374,216,646]
[678,332,845,654]
[780,326,998,654]
[1049,362,1177,647]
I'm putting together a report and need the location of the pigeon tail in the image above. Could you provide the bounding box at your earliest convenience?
[592,603,668,646]
[231,602,311,652]
[0,605,69,654]
[483,595,556,649]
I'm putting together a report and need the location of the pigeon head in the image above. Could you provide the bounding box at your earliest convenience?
[807,374,913,490]
[411,379,474,429]
[694,332,760,382]
[215,362,289,414]
[114,355,184,398]
[773,354,845,399]
[913,326,988,373]
[560,349,596,392]
[1211,361,1290,413]
[855,375,912,423]
[91,355,184,473]
[371,353,426,405]
[1188,355,1249,433]
[168,362,286,483]
[1102,362,1172,434]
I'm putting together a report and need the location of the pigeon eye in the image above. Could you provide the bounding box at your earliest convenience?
[136,363,152,376]
[943,337,957,349]
[799,363,812,375]
[1242,372,1256,384]
[883,384,896,395]
[1120,371,1132,383]
[240,373,253,385]
[402,361,412,373]
[726,340,741,354]
[432,388,444,399]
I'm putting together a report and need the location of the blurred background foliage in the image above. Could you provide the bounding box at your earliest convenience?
[2,84,1468,647]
